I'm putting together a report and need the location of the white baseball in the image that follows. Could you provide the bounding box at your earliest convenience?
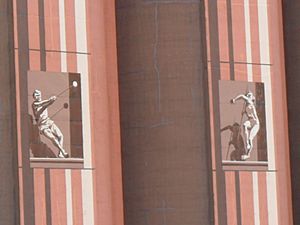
[72,81,78,87]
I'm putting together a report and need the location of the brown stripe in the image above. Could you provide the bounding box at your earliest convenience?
[16,0,36,224]
[226,0,235,80]
[206,1,228,225]
[38,0,46,70]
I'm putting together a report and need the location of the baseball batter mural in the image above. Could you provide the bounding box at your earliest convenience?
[230,91,260,160]
[32,89,69,158]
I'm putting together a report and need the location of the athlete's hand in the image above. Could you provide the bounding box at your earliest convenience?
[50,96,57,101]
[230,98,235,104]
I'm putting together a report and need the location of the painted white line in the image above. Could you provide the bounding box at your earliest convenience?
[59,3,73,225]
[258,1,278,225]
[81,170,95,225]
[75,0,92,169]
[74,0,95,224]
[266,172,278,225]
[59,0,67,72]
[244,0,253,82]
[65,169,73,225]
[258,0,276,171]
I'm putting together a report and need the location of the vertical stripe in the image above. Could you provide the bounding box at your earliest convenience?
[244,0,253,81]
[258,172,268,225]
[59,0,67,72]
[75,0,92,168]
[72,170,83,225]
[240,172,254,225]
[258,0,275,170]
[225,172,237,225]
[18,168,24,225]
[45,169,52,225]
[65,170,73,225]
[60,2,73,224]
[266,172,278,225]
[252,172,260,225]
[74,1,94,224]
[213,172,219,225]
[34,169,47,225]
[38,0,46,70]
[226,0,234,80]
[50,170,67,225]
[81,170,95,225]
[257,2,278,225]
[235,172,242,225]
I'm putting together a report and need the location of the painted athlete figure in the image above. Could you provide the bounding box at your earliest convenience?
[231,91,260,160]
[32,90,69,158]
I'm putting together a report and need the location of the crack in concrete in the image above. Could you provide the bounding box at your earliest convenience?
[153,3,161,112]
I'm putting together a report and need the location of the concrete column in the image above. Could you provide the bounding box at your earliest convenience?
[116,1,213,224]
[0,0,19,224]
[283,1,300,224]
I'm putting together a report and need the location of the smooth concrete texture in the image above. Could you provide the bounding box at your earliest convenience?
[283,1,300,224]
[116,1,213,224]
[0,0,19,224]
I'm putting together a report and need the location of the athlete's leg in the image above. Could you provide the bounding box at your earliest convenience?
[51,123,64,147]
[243,121,251,150]
[248,123,260,154]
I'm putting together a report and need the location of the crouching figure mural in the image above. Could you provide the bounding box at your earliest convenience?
[32,90,69,158]
[231,91,260,160]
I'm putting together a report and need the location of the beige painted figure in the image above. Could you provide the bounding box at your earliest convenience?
[231,91,260,160]
[32,90,69,158]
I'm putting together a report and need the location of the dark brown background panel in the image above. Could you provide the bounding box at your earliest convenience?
[26,71,83,159]
[0,0,20,224]
[116,1,213,225]
[283,1,300,224]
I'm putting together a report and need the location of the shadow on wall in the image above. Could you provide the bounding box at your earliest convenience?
[221,122,245,161]
[28,114,56,158]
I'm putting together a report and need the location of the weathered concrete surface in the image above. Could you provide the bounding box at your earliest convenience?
[116,0,213,224]
[0,0,19,224]
[283,1,300,224]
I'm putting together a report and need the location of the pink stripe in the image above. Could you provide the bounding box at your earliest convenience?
[33,169,47,225]
[27,0,40,50]
[72,170,83,225]
[45,0,61,71]
[29,51,41,71]
[225,171,238,225]
[50,170,67,224]
[249,0,261,82]
[231,0,247,80]
[217,0,229,61]
[65,0,77,72]
[258,172,268,225]
[239,172,254,225]
[18,168,25,225]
